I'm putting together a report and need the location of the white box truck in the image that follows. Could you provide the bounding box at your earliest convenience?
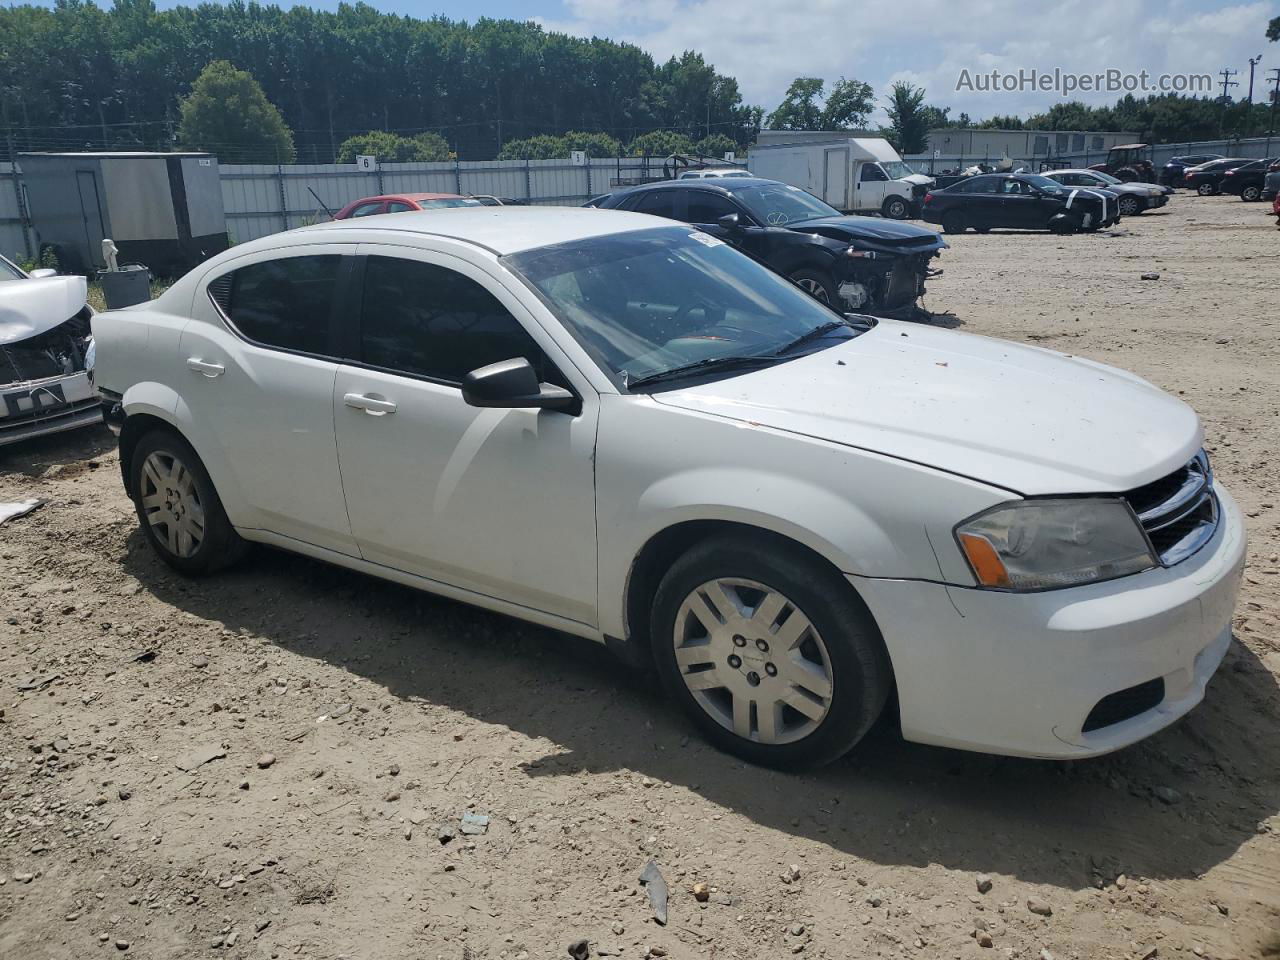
[747,137,934,219]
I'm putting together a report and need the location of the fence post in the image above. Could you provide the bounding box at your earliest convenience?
[376,163,384,196]
[454,158,462,195]
[7,134,34,261]
[276,161,289,233]
[524,158,531,200]
[586,157,592,197]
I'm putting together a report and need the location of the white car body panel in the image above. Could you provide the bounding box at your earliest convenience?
[91,208,1245,760]
[649,318,1202,496]
[0,276,89,343]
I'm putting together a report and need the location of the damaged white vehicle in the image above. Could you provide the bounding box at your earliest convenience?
[0,254,100,446]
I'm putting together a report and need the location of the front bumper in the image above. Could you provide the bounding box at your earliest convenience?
[851,483,1247,759]
[0,371,103,447]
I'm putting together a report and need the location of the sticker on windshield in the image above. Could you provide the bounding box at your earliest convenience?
[688,231,724,247]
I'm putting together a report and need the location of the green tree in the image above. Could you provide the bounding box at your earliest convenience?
[627,129,695,156]
[884,81,928,154]
[336,130,449,162]
[563,130,622,157]
[693,133,738,158]
[497,134,569,160]
[177,60,294,162]
[1268,15,1278,41]
[766,76,873,130]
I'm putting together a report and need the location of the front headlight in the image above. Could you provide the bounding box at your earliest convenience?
[955,499,1156,591]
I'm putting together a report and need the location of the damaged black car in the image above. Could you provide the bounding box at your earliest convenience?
[0,254,100,446]
[591,178,947,316]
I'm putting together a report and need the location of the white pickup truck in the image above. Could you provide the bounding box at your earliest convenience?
[748,137,933,219]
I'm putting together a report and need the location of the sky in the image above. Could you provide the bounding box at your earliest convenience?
[21,0,1280,123]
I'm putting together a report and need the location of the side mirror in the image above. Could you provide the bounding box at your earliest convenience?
[28,268,57,279]
[717,212,742,231]
[461,357,576,411]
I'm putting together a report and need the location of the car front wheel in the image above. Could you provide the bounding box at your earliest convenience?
[651,534,892,769]
[130,429,248,575]
[787,268,838,307]
[1197,183,1216,196]
[1118,195,1142,216]
[1241,185,1261,202]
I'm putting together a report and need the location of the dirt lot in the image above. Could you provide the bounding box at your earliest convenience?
[2,195,1278,960]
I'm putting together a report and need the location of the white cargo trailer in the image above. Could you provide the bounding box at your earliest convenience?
[747,137,933,219]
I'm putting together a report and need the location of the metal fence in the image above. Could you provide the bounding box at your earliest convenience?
[5,136,1280,263]
[905,135,1280,176]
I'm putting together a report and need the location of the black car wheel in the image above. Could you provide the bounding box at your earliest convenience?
[1241,185,1261,202]
[787,268,838,307]
[130,429,249,575]
[1118,195,1142,216]
[651,532,893,769]
[1197,182,1216,196]
[881,197,909,220]
[941,211,966,234]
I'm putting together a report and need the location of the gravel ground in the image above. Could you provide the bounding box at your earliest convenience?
[2,194,1278,960]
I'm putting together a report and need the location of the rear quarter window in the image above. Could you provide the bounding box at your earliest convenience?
[209,255,341,355]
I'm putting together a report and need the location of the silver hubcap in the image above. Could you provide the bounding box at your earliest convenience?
[673,578,834,745]
[140,451,205,558]
[795,277,830,303]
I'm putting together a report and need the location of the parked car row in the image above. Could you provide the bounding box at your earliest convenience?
[921,172,1122,234]
[83,203,1246,770]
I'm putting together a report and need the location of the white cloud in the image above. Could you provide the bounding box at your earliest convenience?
[538,0,1276,122]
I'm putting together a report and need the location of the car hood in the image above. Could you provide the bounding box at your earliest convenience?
[650,319,1201,496]
[789,216,947,254]
[0,276,88,344]
[903,173,934,186]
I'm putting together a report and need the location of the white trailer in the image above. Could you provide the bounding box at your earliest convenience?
[747,137,934,219]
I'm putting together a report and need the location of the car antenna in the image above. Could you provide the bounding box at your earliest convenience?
[308,186,335,220]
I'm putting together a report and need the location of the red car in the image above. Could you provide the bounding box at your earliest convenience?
[332,192,483,219]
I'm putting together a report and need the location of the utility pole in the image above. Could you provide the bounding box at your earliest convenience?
[1217,68,1239,102]
[1268,68,1280,137]
[1247,55,1263,103]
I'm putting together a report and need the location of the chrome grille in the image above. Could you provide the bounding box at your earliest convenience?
[1123,451,1218,566]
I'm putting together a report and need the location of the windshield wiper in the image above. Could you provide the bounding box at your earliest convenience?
[626,353,783,391]
[770,320,850,357]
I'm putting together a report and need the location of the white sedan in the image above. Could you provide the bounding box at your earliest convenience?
[92,207,1245,768]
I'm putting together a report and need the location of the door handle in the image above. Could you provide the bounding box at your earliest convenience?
[186,358,225,377]
[343,392,397,416]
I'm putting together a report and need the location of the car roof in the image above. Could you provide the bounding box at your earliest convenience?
[1112,143,1147,149]
[614,176,778,198]
[300,205,665,255]
[351,192,467,203]
[1046,169,1103,175]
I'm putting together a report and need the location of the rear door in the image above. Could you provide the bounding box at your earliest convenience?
[822,148,850,210]
[180,246,359,555]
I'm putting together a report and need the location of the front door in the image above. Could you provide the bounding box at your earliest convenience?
[333,245,599,626]
[179,246,358,555]
[685,190,776,261]
[853,162,888,212]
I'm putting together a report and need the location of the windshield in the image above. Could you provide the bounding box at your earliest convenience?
[505,227,857,390]
[1021,174,1065,194]
[420,197,483,208]
[1091,171,1122,185]
[732,183,840,224]
[881,161,915,180]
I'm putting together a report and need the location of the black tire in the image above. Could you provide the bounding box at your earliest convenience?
[881,196,909,220]
[1241,185,1261,202]
[130,428,248,576]
[1117,195,1142,217]
[650,533,892,769]
[941,211,966,234]
[974,226,991,234]
[1049,214,1081,234]
[787,268,839,308]
[1197,182,1216,196]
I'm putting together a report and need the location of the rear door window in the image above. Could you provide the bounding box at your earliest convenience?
[348,201,386,218]
[212,255,341,355]
[630,191,682,219]
[686,191,740,224]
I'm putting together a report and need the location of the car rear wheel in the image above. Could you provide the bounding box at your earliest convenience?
[881,196,909,220]
[130,429,248,576]
[1197,183,1216,196]
[651,534,892,769]
[787,268,838,307]
[941,211,966,234]
[1117,195,1142,216]
[1241,185,1261,202]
